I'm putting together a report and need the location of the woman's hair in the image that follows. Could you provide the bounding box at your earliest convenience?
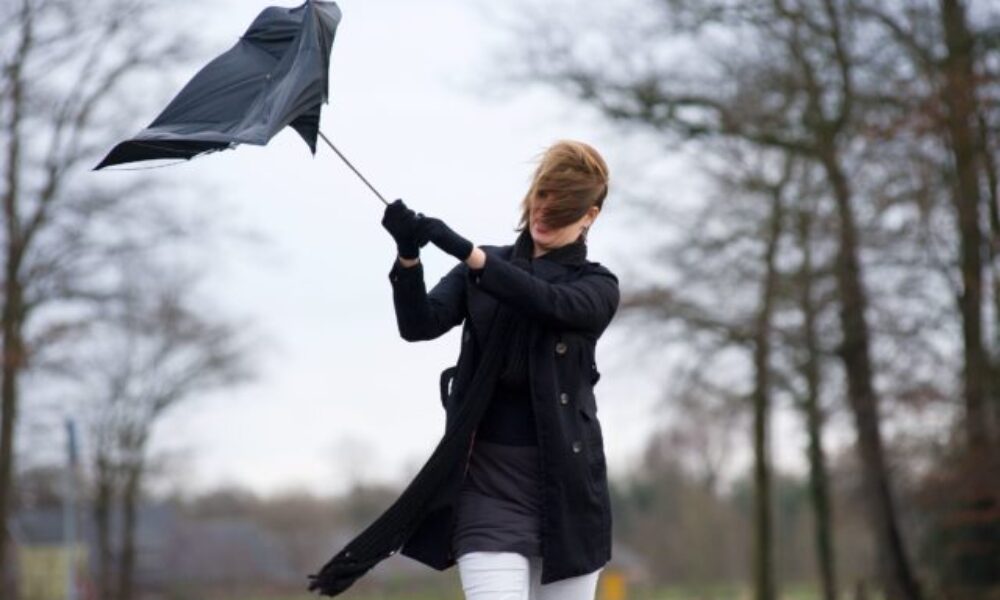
[515,140,609,237]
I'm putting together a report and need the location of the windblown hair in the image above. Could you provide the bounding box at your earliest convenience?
[515,140,609,238]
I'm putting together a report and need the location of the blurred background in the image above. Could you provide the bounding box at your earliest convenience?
[2,0,999,599]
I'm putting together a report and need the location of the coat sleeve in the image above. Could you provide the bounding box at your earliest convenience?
[470,251,620,334]
[388,257,467,341]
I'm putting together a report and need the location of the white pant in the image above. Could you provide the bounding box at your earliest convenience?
[456,551,602,600]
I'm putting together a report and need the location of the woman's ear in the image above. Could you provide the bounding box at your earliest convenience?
[587,205,600,225]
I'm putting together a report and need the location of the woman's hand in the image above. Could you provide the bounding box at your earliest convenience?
[416,215,474,262]
[381,198,426,260]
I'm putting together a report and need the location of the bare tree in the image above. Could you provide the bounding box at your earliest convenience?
[78,257,251,600]
[484,0,925,598]
[856,0,998,453]
[0,0,198,587]
[851,1,1000,588]
[617,140,803,598]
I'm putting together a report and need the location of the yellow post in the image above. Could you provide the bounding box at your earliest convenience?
[599,567,627,600]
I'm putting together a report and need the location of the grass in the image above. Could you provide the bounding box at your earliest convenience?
[203,581,857,600]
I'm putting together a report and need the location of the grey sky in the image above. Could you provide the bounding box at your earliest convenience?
[106,0,816,497]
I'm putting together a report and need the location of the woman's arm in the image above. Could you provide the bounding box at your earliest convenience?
[398,255,420,268]
[466,248,619,334]
[415,215,618,333]
[388,255,467,341]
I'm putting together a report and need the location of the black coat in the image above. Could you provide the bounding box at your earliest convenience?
[307,232,619,596]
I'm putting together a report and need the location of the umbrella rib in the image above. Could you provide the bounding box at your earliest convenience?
[318,131,389,206]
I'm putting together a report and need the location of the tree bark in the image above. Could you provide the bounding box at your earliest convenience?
[94,449,116,600]
[118,457,143,600]
[939,0,991,453]
[796,198,838,600]
[751,184,784,600]
[0,246,22,597]
[822,149,923,600]
[0,1,31,586]
[977,109,1000,445]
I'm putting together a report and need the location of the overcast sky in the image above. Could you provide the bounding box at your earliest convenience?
[87,0,820,498]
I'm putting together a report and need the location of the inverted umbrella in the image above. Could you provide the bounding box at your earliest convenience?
[94,0,387,205]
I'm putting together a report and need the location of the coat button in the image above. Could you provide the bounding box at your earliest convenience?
[463,330,471,343]
[559,392,569,405]
[555,341,567,355]
[572,440,582,453]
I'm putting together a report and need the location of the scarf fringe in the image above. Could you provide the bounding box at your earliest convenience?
[307,273,525,596]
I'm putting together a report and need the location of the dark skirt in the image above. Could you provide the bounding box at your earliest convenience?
[451,439,544,559]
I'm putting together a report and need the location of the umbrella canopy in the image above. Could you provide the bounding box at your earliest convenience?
[94,0,342,169]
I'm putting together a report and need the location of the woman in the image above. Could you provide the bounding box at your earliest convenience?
[382,139,619,600]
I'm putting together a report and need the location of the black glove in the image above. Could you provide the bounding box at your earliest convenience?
[381,198,426,259]
[415,215,474,261]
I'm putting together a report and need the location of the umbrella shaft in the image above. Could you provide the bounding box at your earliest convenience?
[319,131,389,206]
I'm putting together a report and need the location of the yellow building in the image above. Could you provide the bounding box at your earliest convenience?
[16,543,87,600]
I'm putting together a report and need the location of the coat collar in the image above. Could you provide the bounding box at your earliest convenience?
[505,228,588,270]
[468,229,587,349]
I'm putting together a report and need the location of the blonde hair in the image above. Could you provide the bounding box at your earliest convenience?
[516,140,609,238]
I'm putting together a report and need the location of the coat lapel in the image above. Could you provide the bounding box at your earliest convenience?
[466,233,587,346]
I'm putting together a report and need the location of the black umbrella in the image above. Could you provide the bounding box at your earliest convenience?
[94,0,387,205]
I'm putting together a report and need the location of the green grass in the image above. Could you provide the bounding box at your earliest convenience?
[203,581,853,600]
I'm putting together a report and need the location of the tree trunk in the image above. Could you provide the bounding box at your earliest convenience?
[796,199,838,600]
[976,107,1000,446]
[0,263,22,598]
[0,2,30,587]
[935,3,1000,591]
[94,450,116,600]
[118,457,143,600]
[751,182,784,600]
[939,0,991,453]
[822,150,923,600]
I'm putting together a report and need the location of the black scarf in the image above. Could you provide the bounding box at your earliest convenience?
[307,229,586,597]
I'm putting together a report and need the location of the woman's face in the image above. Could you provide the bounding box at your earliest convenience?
[529,196,599,252]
